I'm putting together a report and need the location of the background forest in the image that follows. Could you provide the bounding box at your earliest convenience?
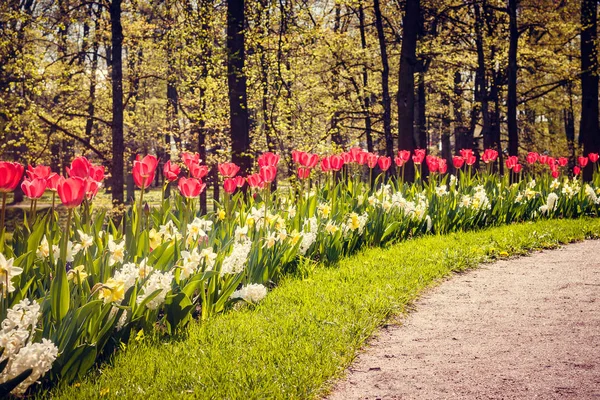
[1,0,599,205]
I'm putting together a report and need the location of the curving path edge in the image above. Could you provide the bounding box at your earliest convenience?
[326,240,600,400]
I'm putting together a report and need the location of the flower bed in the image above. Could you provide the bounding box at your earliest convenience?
[0,148,599,395]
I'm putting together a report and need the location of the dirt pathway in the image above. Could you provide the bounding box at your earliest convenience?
[327,240,600,400]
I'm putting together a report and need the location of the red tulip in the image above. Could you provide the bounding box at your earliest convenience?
[223,178,237,194]
[26,165,52,180]
[459,149,473,159]
[574,166,581,175]
[234,176,245,188]
[578,156,589,168]
[57,177,86,208]
[259,166,277,183]
[505,156,518,170]
[438,160,448,174]
[526,152,538,164]
[413,149,426,165]
[452,156,465,169]
[89,165,105,182]
[246,173,264,188]
[0,162,25,193]
[85,178,100,200]
[589,153,599,163]
[181,152,200,170]
[21,178,46,199]
[539,154,548,165]
[66,157,92,178]
[300,153,319,168]
[394,156,405,167]
[178,177,204,198]
[426,155,439,172]
[46,173,61,191]
[366,153,379,169]
[133,154,159,188]
[163,160,180,182]
[257,152,280,168]
[398,150,411,162]
[292,150,304,164]
[547,157,556,169]
[329,155,344,171]
[465,154,477,166]
[557,157,568,167]
[297,167,311,180]
[189,163,208,179]
[482,149,498,163]
[551,170,560,179]
[378,156,392,171]
[320,157,332,172]
[513,164,522,173]
[348,148,365,164]
[218,162,240,178]
[341,152,352,164]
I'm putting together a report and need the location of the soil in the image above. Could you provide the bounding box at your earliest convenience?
[326,240,600,400]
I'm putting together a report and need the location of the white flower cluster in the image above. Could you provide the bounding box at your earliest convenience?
[231,283,267,304]
[37,236,83,263]
[342,212,368,236]
[180,247,218,278]
[539,193,559,215]
[584,185,600,205]
[0,299,58,395]
[136,269,174,310]
[221,239,252,276]
[187,217,213,246]
[460,186,490,211]
[108,235,125,266]
[561,178,581,199]
[299,217,318,255]
[435,185,449,196]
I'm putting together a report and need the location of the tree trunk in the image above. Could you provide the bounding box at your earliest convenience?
[110,0,124,205]
[473,3,491,149]
[507,0,519,156]
[416,70,427,149]
[373,0,393,157]
[581,0,599,180]
[227,0,252,174]
[358,2,373,152]
[397,0,419,180]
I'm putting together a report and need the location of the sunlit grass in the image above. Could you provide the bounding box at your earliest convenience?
[44,217,600,400]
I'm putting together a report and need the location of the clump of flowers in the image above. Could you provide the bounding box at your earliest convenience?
[231,283,268,304]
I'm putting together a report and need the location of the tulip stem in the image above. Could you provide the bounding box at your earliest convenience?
[61,208,73,263]
[0,192,6,246]
[138,183,145,235]
[32,199,37,223]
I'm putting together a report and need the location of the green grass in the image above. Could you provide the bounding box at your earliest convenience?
[44,218,600,400]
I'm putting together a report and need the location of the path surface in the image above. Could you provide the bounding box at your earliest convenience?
[327,240,600,400]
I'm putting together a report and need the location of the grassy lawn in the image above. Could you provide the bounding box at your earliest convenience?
[44,218,600,400]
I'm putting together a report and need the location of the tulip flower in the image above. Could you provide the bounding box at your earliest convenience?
[557,157,568,167]
[57,177,86,208]
[539,154,548,165]
[526,152,538,164]
[578,156,589,168]
[178,177,204,198]
[218,162,240,178]
[133,155,159,189]
[0,162,24,193]
[85,178,100,200]
[574,166,581,175]
[341,152,352,164]
[378,156,392,171]
[426,155,439,172]
[452,156,465,169]
[398,150,411,163]
[291,150,304,164]
[21,178,46,199]
[89,165,105,182]
[329,155,344,171]
[181,152,201,170]
[247,173,264,188]
[513,164,522,173]
[163,160,180,182]
[366,153,378,169]
[412,149,426,165]
[300,153,319,168]
[65,156,91,178]
[26,165,52,180]
[551,170,560,179]
[547,157,556,169]
[505,156,519,170]
[589,153,599,163]
[259,166,277,183]
[297,167,311,180]
[234,176,245,187]
[465,154,477,166]
[257,152,280,168]
[348,148,366,164]
[394,156,405,167]
[223,178,237,194]
[482,149,498,163]
[439,160,448,174]
[46,173,61,191]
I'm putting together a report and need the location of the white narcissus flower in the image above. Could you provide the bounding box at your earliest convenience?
[52,241,81,263]
[108,236,125,266]
[180,248,202,279]
[136,270,174,310]
[0,253,23,297]
[77,230,94,252]
[36,236,50,258]
[234,225,248,242]
[199,248,217,270]
[187,217,208,241]
[231,283,267,304]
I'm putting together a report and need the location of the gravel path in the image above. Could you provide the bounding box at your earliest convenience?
[327,240,600,400]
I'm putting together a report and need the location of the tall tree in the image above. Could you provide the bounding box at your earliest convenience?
[580,0,599,181]
[397,0,419,180]
[227,0,251,174]
[373,0,393,157]
[507,0,519,156]
[110,0,125,204]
